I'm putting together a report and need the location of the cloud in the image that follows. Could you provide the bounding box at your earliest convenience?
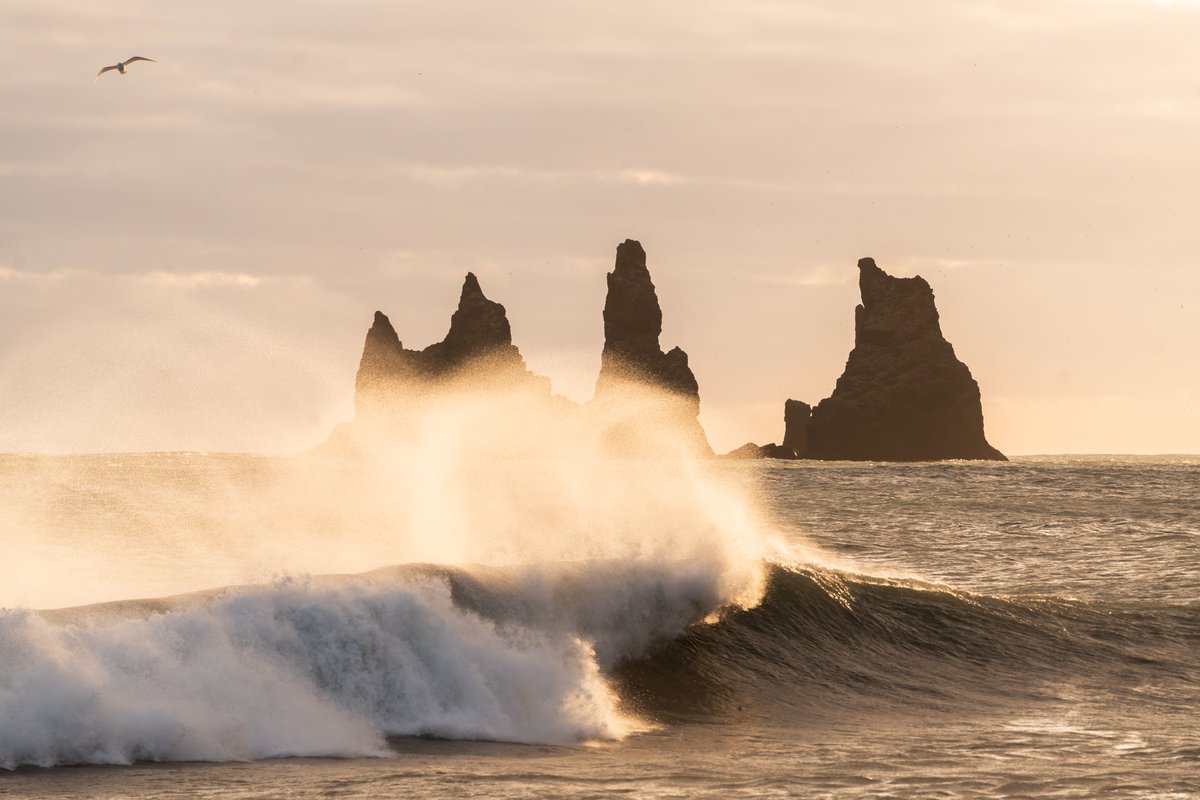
[0,266,83,282]
[615,169,687,187]
[373,161,696,189]
[894,257,1004,273]
[381,163,524,185]
[750,264,854,287]
[2,0,1199,454]
[0,266,274,290]
[134,271,265,289]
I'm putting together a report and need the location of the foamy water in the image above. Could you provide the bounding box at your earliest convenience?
[2,455,1198,798]
[0,440,773,771]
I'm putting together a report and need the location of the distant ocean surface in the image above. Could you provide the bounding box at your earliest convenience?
[1,454,1197,799]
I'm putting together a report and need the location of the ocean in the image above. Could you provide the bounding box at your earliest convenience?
[1,454,1196,798]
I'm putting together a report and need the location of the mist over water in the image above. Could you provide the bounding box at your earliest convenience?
[3,373,779,609]
[0,373,789,768]
[4,371,1197,797]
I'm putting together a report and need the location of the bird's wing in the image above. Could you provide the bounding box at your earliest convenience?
[122,57,156,65]
[93,65,118,84]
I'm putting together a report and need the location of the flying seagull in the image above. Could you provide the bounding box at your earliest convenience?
[94,56,156,84]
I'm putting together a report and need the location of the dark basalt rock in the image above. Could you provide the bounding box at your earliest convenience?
[353,311,410,413]
[721,441,795,460]
[354,272,548,419]
[780,399,811,459]
[423,273,524,372]
[803,258,1005,461]
[332,243,711,457]
[595,240,701,405]
[726,400,810,460]
[722,442,772,459]
[593,239,710,453]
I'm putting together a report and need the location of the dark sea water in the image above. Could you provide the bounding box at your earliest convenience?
[1,455,1197,798]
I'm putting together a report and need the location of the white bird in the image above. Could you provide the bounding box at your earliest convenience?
[94,56,156,84]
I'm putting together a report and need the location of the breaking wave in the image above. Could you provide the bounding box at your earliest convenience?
[4,558,1196,770]
[0,559,759,769]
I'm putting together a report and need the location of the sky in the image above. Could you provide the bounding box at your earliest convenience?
[0,0,1197,455]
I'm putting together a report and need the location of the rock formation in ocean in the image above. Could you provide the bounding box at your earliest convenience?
[780,399,811,459]
[801,258,1005,461]
[325,243,716,457]
[350,272,550,423]
[720,442,773,459]
[592,240,710,454]
[594,240,700,405]
[721,400,809,460]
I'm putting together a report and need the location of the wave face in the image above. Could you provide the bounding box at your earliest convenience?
[618,564,1200,720]
[0,411,776,770]
[7,557,1196,770]
[0,560,760,769]
[3,455,1197,776]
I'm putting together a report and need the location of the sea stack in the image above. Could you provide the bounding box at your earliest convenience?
[593,239,710,454]
[780,399,811,458]
[803,258,1005,461]
[353,272,549,420]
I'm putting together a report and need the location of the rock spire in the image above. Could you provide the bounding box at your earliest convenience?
[593,239,710,454]
[801,258,1005,461]
[353,272,548,419]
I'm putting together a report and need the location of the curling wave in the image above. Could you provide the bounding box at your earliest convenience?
[0,558,761,769]
[616,564,1200,719]
[4,559,1195,769]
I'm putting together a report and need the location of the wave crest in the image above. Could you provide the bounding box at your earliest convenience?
[0,573,658,769]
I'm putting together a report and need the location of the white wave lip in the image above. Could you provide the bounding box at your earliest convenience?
[0,375,787,769]
[0,577,642,770]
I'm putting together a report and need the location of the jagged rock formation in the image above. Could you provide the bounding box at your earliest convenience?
[353,311,409,414]
[722,400,810,460]
[329,245,1003,463]
[326,243,713,457]
[721,441,793,460]
[802,258,1005,461]
[595,241,701,406]
[721,442,772,459]
[593,240,710,454]
[352,272,550,420]
[780,399,811,459]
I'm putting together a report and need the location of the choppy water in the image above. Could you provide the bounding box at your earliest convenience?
[1,455,1197,798]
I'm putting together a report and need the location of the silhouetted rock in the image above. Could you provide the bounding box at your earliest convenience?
[722,441,795,460]
[595,241,700,403]
[593,240,710,454]
[804,258,1005,461]
[780,399,811,459]
[352,311,409,415]
[332,244,1005,462]
[326,244,716,458]
[353,272,549,420]
[422,273,526,373]
[722,442,771,459]
[728,401,810,460]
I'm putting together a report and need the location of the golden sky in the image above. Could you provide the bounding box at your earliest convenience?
[0,0,1197,454]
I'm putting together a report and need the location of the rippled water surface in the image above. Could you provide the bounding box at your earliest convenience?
[762,456,1200,602]
[2,455,1197,798]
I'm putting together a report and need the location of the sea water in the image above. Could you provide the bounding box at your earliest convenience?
[1,454,1197,798]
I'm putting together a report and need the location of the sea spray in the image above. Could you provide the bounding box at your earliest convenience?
[0,554,772,769]
[1,375,789,767]
[2,384,780,610]
[0,594,384,768]
[1,576,609,768]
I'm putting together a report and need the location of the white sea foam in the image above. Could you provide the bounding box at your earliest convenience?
[0,556,762,769]
[0,375,792,768]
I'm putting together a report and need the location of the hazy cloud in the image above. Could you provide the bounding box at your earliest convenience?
[1,0,1198,453]
[134,271,267,290]
[0,267,82,282]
